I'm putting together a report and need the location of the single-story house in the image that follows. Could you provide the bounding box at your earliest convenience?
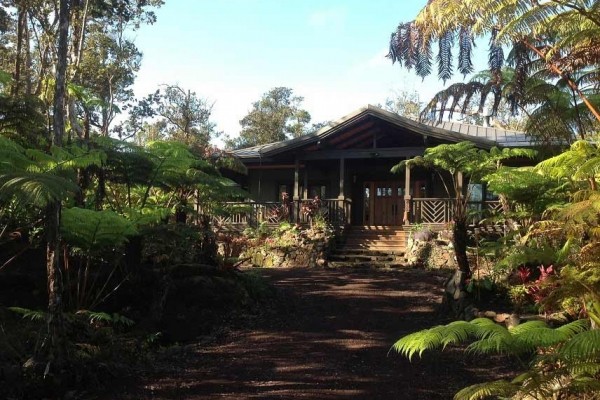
[226,105,533,227]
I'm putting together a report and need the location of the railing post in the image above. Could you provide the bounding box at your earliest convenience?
[346,199,351,226]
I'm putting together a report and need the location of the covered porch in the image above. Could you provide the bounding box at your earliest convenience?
[224,105,521,230]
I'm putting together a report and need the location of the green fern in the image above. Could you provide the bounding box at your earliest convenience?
[454,379,517,400]
[560,329,600,362]
[0,172,79,207]
[393,318,598,399]
[61,207,137,252]
[8,307,46,321]
[75,310,134,327]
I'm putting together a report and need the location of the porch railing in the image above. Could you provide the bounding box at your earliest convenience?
[411,198,503,225]
[209,198,501,228]
[210,198,351,228]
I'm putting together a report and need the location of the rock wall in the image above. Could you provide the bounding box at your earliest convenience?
[244,230,333,268]
[405,237,457,269]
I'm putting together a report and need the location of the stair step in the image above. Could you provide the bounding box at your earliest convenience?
[329,255,395,262]
[330,249,399,256]
[327,260,407,269]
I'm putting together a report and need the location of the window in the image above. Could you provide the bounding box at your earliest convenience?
[468,183,483,201]
[376,186,392,197]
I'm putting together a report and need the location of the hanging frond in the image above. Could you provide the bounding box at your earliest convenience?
[488,28,505,80]
[401,22,420,70]
[437,30,455,83]
[458,26,474,77]
[415,36,433,79]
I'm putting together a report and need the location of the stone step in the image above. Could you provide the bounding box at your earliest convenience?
[343,234,408,240]
[343,238,407,243]
[327,260,407,269]
[330,248,399,256]
[328,254,396,262]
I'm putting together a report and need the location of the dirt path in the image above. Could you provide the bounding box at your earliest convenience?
[107,268,512,400]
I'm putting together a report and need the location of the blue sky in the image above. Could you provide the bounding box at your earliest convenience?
[130,1,487,142]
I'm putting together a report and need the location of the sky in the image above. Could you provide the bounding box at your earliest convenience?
[129,0,486,143]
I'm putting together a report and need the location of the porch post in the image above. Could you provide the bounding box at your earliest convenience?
[303,166,308,200]
[403,163,412,225]
[338,157,345,227]
[293,156,300,222]
[338,157,345,199]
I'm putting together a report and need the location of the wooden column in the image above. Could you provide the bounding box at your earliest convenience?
[293,157,300,222]
[338,157,345,199]
[403,163,412,225]
[338,158,345,226]
[303,166,308,200]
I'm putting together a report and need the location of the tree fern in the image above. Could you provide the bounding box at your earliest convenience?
[61,207,137,252]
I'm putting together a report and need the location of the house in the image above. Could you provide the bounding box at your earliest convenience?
[227,105,532,228]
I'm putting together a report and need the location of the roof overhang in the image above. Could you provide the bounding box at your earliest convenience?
[233,104,530,162]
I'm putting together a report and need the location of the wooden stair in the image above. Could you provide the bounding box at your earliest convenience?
[328,226,408,268]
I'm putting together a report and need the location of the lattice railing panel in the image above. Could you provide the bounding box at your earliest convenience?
[414,199,453,224]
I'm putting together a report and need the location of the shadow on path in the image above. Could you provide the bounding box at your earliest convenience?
[107,268,514,400]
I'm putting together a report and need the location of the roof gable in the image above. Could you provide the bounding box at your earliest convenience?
[233,105,532,160]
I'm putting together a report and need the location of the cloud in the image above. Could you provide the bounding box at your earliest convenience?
[308,7,347,30]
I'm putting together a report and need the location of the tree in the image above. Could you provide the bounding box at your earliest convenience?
[45,0,71,365]
[392,142,535,317]
[388,0,600,133]
[154,85,219,147]
[382,89,422,120]
[118,85,220,149]
[228,87,317,149]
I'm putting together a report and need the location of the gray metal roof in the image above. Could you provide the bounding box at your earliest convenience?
[233,105,533,159]
[423,120,533,148]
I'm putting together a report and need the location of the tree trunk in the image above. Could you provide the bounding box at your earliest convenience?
[44,201,66,364]
[453,217,470,276]
[440,216,472,319]
[44,0,71,367]
[53,0,70,147]
[12,6,27,95]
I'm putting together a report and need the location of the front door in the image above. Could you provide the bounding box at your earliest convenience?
[363,181,404,225]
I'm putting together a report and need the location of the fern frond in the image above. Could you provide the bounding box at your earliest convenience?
[560,329,600,362]
[567,361,600,376]
[76,310,135,327]
[0,173,79,207]
[453,379,517,400]
[392,325,450,361]
[61,207,138,252]
[8,307,46,321]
